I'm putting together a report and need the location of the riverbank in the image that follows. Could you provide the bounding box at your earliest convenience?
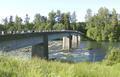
[0,56,120,77]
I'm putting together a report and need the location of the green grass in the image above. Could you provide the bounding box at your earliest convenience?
[0,56,120,77]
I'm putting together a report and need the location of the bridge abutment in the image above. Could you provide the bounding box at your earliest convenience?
[32,35,48,59]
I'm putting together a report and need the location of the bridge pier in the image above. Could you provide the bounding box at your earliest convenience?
[32,35,48,59]
[72,35,78,48]
[72,35,81,48]
[62,35,72,50]
[78,35,81,45]
[63,35,81,50]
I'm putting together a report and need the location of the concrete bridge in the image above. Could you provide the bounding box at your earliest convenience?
[0,30,83,59]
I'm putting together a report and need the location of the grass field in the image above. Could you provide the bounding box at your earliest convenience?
[0,56,120,77]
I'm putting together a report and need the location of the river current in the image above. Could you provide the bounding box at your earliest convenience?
[49,41,120,62]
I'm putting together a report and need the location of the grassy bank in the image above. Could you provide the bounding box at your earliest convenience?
[0,56,120,77]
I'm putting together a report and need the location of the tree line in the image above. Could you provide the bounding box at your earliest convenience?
[0,7,120,42]
[86,7,120,42]
[0,10,85,32]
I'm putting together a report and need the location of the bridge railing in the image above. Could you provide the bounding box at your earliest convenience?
[0,30,82,35]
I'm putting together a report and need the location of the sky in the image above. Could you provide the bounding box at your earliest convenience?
[0,0,120,22]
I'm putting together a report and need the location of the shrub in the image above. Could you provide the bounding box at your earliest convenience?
[105,48,120,65]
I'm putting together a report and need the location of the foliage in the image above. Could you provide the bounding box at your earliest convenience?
[104,48,120,65]
[63,13,71,30]
[70,11,77,30]
[0,7,120,42]
[76,22,86,33]
[33,13,47,30]
[48,10,56,30]
[14,15,22,31]
[53,23,65,30]
[0,24,5,31]
[86,7,120,42]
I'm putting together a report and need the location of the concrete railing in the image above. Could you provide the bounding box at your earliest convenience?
[0,30,82,35]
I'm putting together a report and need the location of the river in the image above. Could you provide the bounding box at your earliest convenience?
[1,40,120,62]
[49,41,120,62]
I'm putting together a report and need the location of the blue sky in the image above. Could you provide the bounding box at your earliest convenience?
[0,0,120,22]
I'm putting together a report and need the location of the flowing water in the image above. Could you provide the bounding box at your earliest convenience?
[49,41,120,62]
[1,40,120,62]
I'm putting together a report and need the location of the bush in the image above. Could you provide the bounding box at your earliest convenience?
[105,48,120,65]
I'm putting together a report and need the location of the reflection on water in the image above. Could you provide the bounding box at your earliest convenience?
[49,41,120,62]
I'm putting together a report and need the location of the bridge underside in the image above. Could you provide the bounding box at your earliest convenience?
[0,31,81,59]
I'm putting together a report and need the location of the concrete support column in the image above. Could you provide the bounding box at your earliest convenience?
[62,35,72,50]
[32,35,48,59]
[72,35,81,48]
[72,35,78,48]
[78,35,81,46]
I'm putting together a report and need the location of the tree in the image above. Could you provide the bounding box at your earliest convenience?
[55,10,61,23]
[0,24,4,31]
[63,12,70,30]
[24,14,30,24]
[56,10,61,16]
[98,7,110,41]
[8,16,14,31]
[85,9,92,22]
[85,9,93,30]
[86,7,120,41]
[109,9,119,41]
[60,13,65,25]
[24,14,30,30]
[3,17,8,30]
[33,14,47,30]
[33,13,42,30]
[48,11,56,30]
[41,16,47,23]
[76,22,86,33]
[27,23,34,30]
[53,23,64,30]
[86,7,110,41]
[70,11,77,30]
[14,15,22,31]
